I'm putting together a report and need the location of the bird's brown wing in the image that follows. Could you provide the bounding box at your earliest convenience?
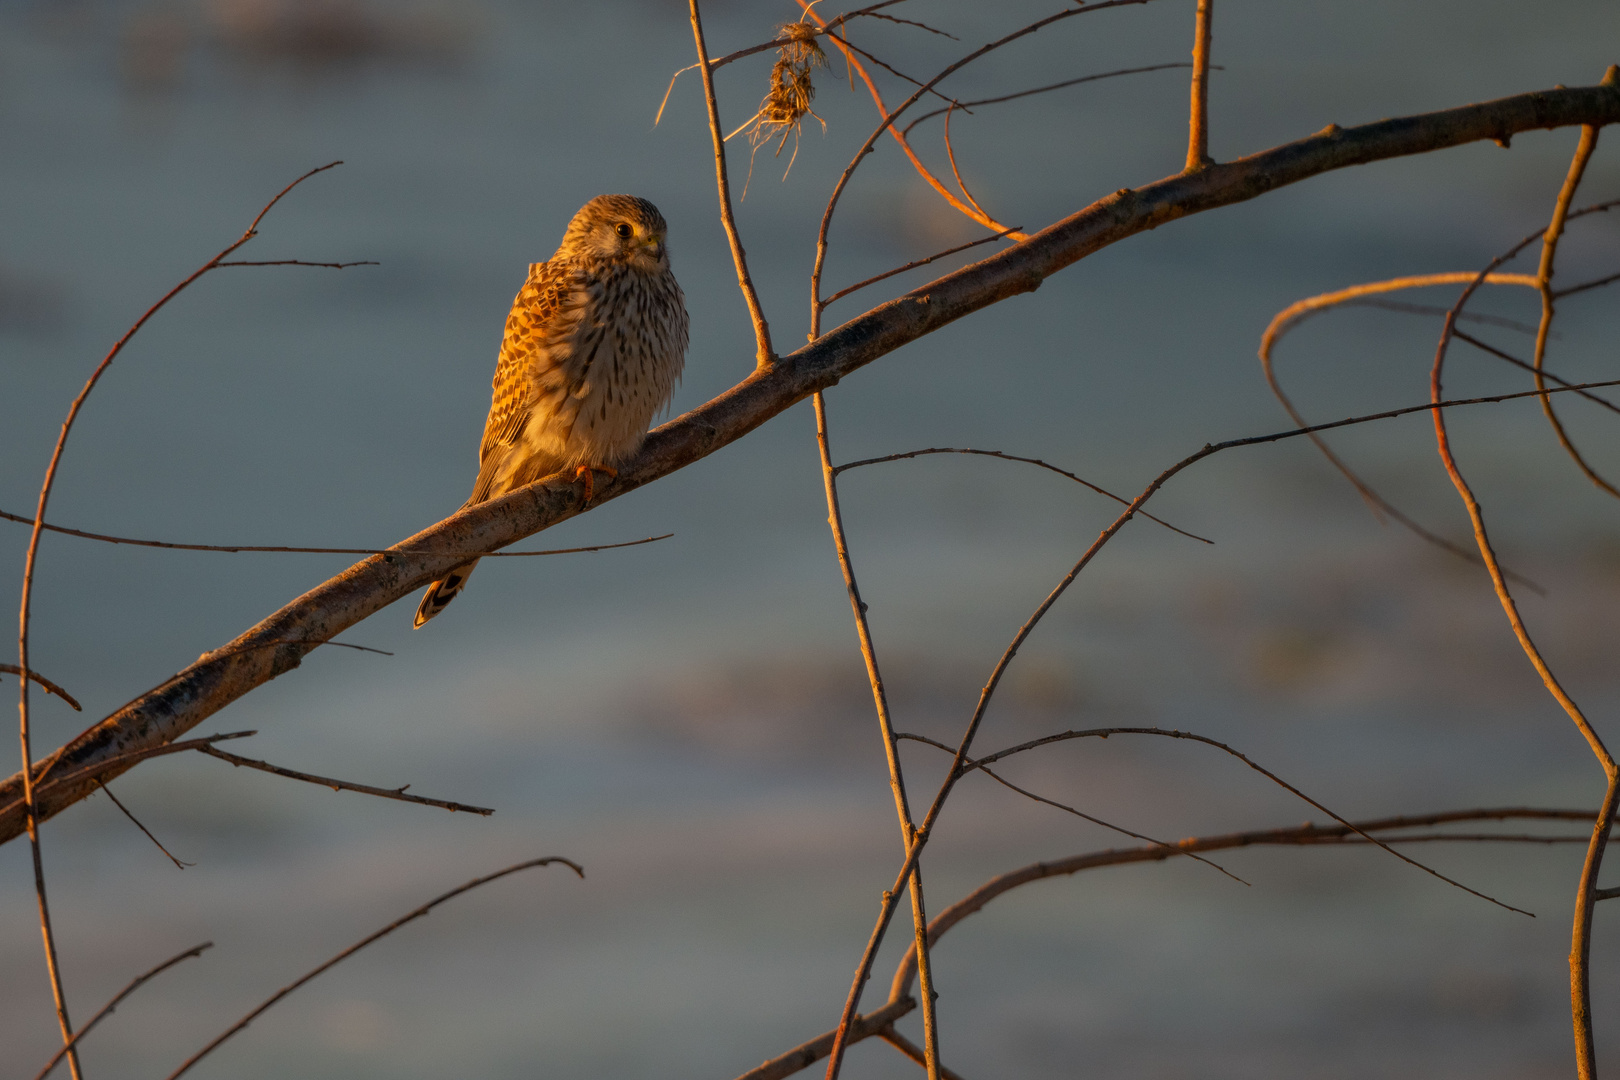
[468,260,580,503]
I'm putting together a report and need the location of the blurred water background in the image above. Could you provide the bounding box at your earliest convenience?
[2,1,1619,1077]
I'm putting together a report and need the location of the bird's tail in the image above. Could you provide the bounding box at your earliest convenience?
[413,559,481,628]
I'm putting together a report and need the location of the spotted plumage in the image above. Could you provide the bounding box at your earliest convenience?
[414,195,689,627]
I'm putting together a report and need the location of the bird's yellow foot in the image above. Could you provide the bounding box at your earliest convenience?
[572,464,618,505]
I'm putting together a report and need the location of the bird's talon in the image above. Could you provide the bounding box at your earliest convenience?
[573,464,618,505]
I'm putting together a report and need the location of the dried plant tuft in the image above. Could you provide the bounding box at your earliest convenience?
[727,19,829,188]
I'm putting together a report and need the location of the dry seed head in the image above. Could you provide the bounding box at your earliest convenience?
[750,21,827,146]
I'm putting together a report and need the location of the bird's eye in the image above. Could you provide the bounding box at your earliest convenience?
[615,223,633,239]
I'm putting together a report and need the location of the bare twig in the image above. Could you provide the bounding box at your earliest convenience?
[819,372,1620,1075]
[165,856,583,1080]
[822,229,1021,309]
[901,63,1196,135]
[797,1,1027,257]
[14,158,342,1080]
[215,259,374,269]
[813,393,941,1077]
[0,732,258,824]
[834,446,1211,542]
[1554,267,1620,299]
[1453,330,1620,414]
[0,665,81,711]
[974,762,1250,885]
[734,997,916,1080]
[964,726,1529,913]
[96,781,192,869]
[878,1026,970,1080]
[194,744,494,815]
[888,808,1600,1004]
[1259,270,1549,593]
[1185,0,1214,171]
[1426,223,1619,1080]
[1532,98,1617,497]
[0,510,671,559]
[33,942,213,1080]
[7,79,1620,844]
[689,0,775,367]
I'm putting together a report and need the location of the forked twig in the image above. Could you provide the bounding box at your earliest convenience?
[900,63,1196,134]
[1531,103,1617,497]
[822,229,1021,309]
[820,376,1620,1077]
[33,942,214,1080]
[1426,218,1620,1080]
[834,446,1211,542]
[164,857,583,1080]
[887,807,1599,1005]
[0,666,81,711]
[14,159,346,1080]
[194,744,494,815]
[813,393,942,1077]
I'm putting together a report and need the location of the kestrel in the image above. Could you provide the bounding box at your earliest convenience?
[413,195,689,627]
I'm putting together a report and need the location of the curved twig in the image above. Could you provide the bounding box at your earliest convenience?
[1426,221,1619,1080]
[887,807,1599,1004]
[165,856,583,1080]
[33,942,214,1080]
[1531,113,1617,496]
[834,446,1211,542]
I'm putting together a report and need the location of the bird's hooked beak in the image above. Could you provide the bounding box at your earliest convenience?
[641,236,666,261]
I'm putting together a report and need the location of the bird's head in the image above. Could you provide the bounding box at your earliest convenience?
[558,194,670,271]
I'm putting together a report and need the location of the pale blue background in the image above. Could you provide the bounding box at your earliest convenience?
[2,1,1619,1077]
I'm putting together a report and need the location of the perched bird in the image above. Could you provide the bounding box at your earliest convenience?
[414,195,689,628]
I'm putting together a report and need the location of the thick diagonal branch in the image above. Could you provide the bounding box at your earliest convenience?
[3,79,1619,846]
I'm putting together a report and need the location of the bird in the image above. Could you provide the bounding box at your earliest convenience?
[413,194,689,628]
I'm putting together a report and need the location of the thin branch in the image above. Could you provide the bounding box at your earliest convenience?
[1453,330,1620,414]
[1346,297,1545,335]
[821,229,1021,309]
[813,393,940,1078]
[820,372,1620,1074]
[1596,886,1620,902]
[194,744,494,815]
[0,733,258,824]
[734,997,916,1080]
[33,942,213,1080]
[0,510,672,559]
[165,857,582,1080]
[1426,210,1620,1080]
[901,63,1196,134]
[1532,112,1617,497]
[7,78,1620,844]
[877,1026,970,1080]
[1258,271,1549,594]
[964,727,1528,913]
[214,259,375,269]
[833,446,1211,542]
[96,781,191,869]
[0,666,81,711]
[887,807,1600,1005]
[689,0,775,367]
[942,102,990,221]
[1553,267,1620,299]
[974,762,1250,886]
[1185,0,1214,171]
[797,0,1030,270]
